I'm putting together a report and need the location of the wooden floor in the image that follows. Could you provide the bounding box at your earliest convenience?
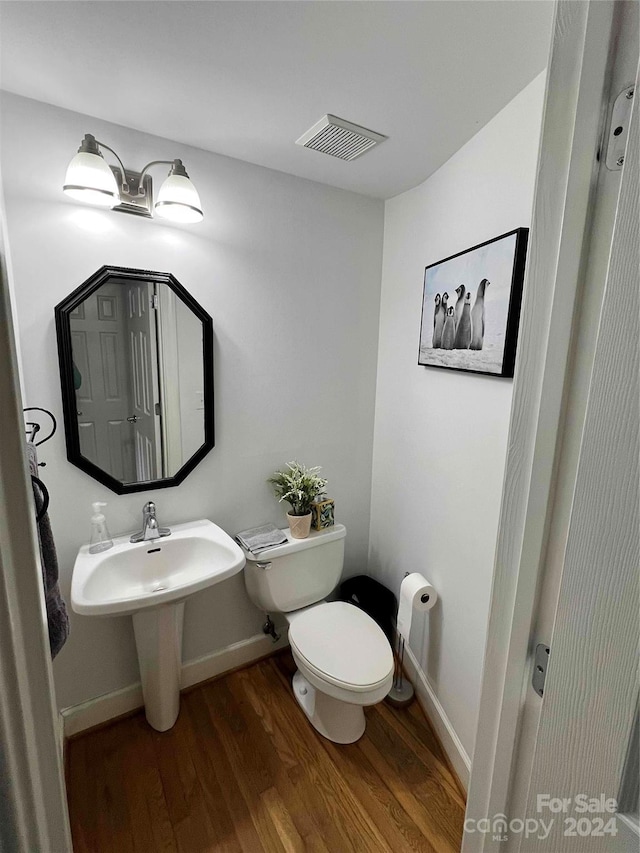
[67,651,465,852]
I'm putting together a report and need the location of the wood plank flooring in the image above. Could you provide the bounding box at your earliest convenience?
[67,651,465,852]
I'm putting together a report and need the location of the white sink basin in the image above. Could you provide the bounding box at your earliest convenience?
[71,518,246,732]
[72,518,245,616]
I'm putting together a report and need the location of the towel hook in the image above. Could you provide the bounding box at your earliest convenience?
[23,407,57,447]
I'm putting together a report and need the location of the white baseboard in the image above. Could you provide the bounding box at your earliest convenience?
[403,644,471,791]
[180,630,288,690]
[61,629,289,739]
[62,682,144,739]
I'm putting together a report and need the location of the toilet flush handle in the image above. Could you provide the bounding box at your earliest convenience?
[256,561,272,570]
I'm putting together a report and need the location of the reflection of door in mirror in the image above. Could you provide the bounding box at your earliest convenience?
[124,281,162,482]
[156,287,205,475]
[70,284,136,481]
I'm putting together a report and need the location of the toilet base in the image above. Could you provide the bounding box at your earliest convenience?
[292,670,366,744]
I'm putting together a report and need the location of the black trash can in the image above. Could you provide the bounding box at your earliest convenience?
[336,575,397,644]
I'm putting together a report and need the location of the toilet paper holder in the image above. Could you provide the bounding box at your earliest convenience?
[385,572,416,709]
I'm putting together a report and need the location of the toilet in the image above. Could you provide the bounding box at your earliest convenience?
[242,524,394,744]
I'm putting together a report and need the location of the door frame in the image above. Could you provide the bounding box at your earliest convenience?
[463,1,622,849]
[156,284,185,476]
[0,184,72,849]
[517,63,639,849]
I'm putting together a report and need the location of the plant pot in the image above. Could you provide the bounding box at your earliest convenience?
[287,512,312,539]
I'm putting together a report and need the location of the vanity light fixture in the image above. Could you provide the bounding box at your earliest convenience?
[63,134,203,223]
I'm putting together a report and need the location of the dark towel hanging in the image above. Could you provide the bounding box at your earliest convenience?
[27,443,69,659]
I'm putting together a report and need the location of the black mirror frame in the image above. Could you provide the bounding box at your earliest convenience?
[54,265,215,494]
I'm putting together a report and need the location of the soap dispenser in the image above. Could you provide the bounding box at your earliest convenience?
[89,502,114,554]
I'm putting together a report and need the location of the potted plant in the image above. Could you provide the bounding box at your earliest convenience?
[268,461,328,539]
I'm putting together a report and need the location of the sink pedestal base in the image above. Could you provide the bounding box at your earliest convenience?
[132,602,185,732]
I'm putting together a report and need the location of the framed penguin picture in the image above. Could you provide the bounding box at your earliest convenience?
[418,227,529,378]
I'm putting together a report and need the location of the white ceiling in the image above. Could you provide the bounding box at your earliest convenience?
[0,1,553,199]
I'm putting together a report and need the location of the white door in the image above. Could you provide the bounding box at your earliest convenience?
[70,282,136,481]
[125,280,163,482]
[514,64,639,852]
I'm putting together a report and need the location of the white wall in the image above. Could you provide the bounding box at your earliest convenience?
[368,73,546,763]
[0,92,384,711]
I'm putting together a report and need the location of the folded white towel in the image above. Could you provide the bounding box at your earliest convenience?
[236,523,288,554]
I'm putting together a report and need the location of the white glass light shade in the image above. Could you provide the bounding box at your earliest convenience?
[63,151,120,208]
[154,174,203,223]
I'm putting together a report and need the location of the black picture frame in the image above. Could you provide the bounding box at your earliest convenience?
[55,265,215,494]
[417,227,529,378]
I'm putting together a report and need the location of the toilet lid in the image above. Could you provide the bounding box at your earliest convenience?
[288,601,393,691]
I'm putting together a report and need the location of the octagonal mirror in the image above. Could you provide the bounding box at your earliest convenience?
[55,266,214,494]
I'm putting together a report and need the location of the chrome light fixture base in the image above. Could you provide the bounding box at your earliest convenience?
[110,167,153,218]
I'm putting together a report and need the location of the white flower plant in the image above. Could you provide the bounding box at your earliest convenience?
[268,461,328,517]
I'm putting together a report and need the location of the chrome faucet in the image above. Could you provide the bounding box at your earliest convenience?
[130,501,171,543]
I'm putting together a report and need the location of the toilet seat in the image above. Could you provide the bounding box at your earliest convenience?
[288,601,394,693]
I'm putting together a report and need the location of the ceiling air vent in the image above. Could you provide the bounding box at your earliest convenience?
[296,114,387,161]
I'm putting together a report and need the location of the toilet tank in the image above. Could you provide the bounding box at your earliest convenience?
[242,524,346,613]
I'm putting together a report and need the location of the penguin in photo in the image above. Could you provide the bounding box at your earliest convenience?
[441,291,450,318]
[453,284,466,331]
[433,293,444,348]
[441,306,456,350]
[470,279,489,350]
[453,291,473,349]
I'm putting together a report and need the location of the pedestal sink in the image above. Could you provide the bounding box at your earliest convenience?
[71,519,246,731]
